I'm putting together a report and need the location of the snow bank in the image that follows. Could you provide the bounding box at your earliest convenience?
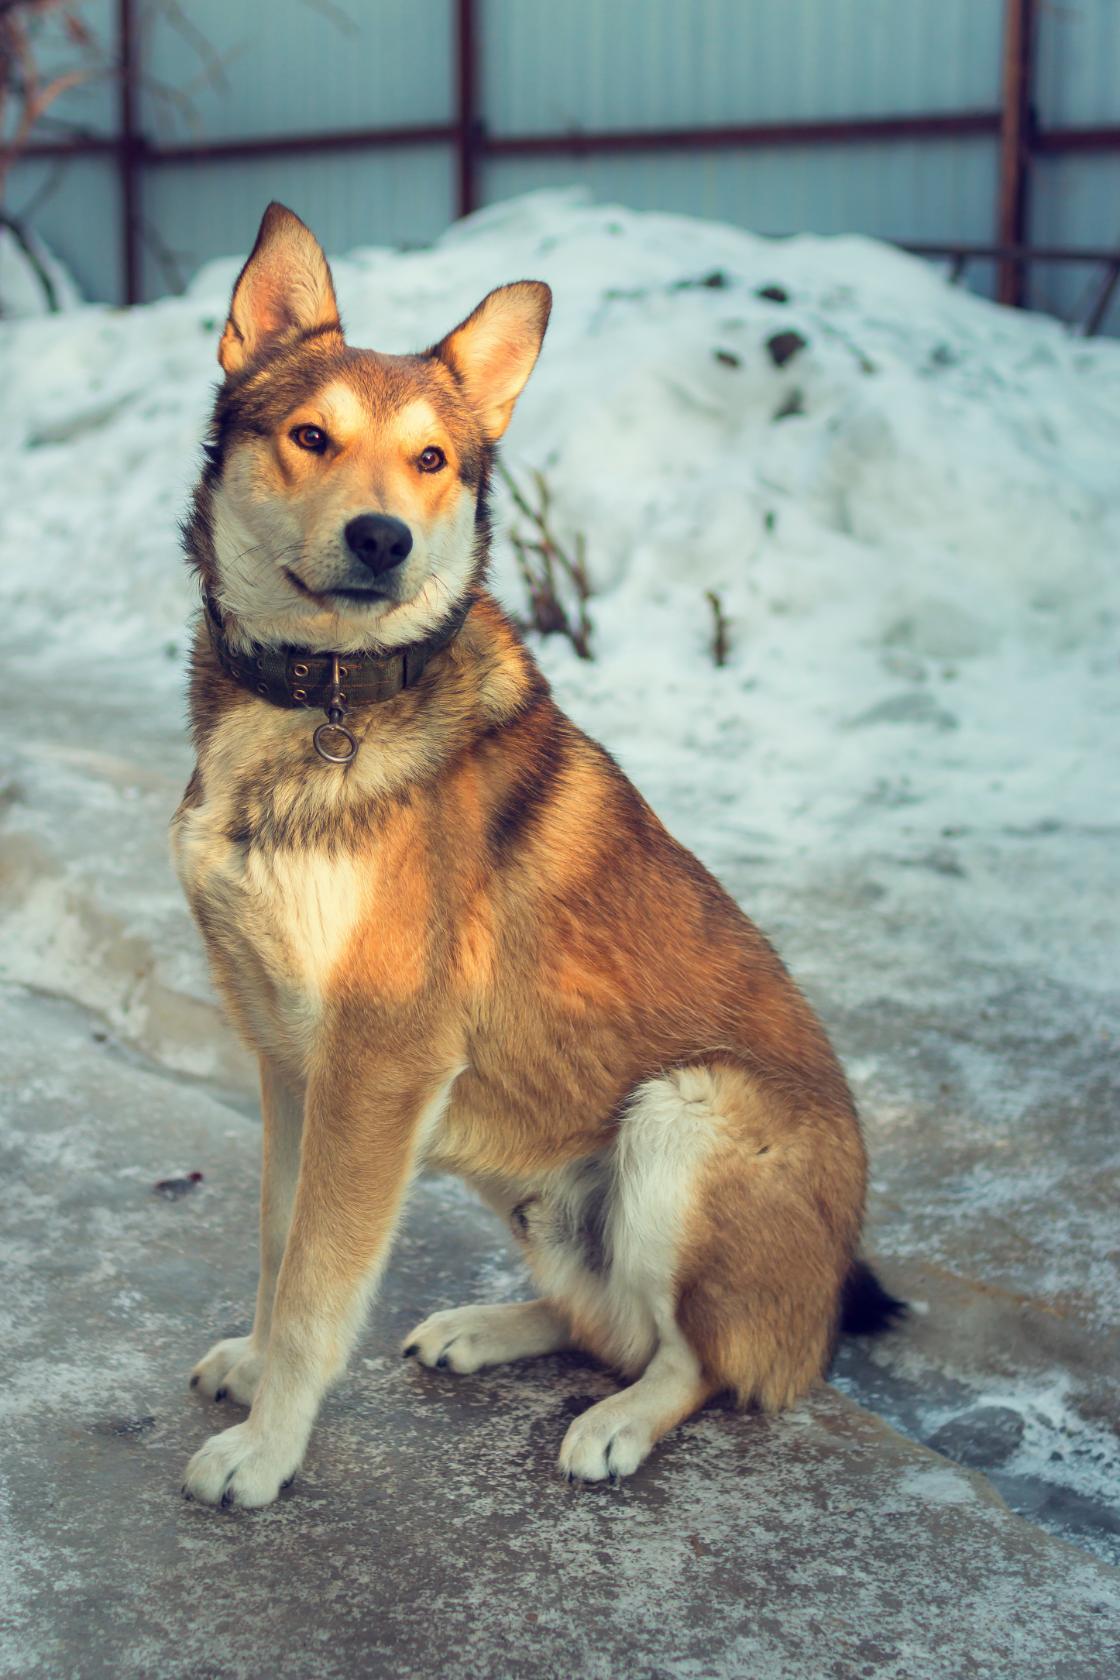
[3,188,1117,960]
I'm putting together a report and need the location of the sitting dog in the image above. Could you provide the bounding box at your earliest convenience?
[173,203,900,1508]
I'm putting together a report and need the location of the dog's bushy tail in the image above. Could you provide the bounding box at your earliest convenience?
[840,1259,907,1336]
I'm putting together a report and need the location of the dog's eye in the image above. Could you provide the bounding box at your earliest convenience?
[417,446,446,473]
[290,424,329,453]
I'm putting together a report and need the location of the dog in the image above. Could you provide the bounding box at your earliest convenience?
[172,202,901,1509]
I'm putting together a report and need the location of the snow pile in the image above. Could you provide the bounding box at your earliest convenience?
[3,189,1118,884]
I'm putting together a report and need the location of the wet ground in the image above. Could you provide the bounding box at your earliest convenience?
[2,978,1118,1680]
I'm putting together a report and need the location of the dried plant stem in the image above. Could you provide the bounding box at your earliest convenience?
[706,589,731,668]
[499,461,593,660]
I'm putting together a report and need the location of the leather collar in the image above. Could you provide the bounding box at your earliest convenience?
[204,590,470,712]
[203,591,471,763]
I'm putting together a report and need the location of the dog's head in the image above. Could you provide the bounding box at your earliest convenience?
[191,202,550,653]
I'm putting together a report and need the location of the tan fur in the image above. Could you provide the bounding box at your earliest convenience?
[175,205,876,1508]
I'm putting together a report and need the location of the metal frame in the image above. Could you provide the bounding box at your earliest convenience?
[17,0,1120,321]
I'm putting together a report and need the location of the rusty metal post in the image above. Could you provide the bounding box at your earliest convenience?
[117,0,141,304]
[455,0,479,219]
[997,0,1036,307]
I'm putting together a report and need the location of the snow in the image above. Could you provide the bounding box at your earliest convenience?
[0,187,1117,1564]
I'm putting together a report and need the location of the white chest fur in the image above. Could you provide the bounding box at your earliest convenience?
[172,796,368,1069]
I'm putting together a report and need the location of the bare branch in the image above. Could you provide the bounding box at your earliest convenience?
[498,461,594,660]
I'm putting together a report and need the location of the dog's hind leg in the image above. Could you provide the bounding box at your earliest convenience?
[549,1063,863,1481]
[401,1299,573,1373]
[190,1056,304,1406]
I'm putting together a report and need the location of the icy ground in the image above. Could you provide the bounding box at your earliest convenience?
[1,191,1118,1675]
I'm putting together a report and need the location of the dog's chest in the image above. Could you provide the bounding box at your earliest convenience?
[172,795,367,1058]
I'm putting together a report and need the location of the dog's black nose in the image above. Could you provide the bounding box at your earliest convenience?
[344,514,414,576]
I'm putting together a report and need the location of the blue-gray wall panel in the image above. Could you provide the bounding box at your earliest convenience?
[137,0,454,142]
[483,136,998,251]
[5,156,121,302]
[1035,0,1120,127]
[481,0,1002,134]
[6,0,119,141]
[138,148,454,299]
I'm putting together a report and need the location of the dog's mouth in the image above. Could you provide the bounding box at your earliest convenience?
[284,568,393,607]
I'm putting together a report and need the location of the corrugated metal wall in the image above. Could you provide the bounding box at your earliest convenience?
[8,0,1118,330]
[1031,0,1120,326]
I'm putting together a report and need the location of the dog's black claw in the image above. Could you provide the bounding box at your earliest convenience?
[181,1486,193,1500]
[280,1475,296,1490]
[189,1374,199,1389]
[214,1387,227,1402]
[565,1472,574,1485]
[608,1471,621,1489]
[401,1344,419,1359]
[436,1355,450,1369]
[220,1488,235,1509]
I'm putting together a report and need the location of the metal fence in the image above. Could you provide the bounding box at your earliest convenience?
[10,0,1120,331]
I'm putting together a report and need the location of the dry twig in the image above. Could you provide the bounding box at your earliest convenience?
[705,589,731,668]
[499,461,593,660]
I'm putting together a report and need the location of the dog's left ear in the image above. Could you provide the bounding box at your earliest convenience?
[218,202,341,376]
[434,281,552,440]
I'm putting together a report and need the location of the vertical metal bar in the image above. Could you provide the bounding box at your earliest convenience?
[1084,259,1120,337]
[117,0,141,304]
[455,0,479,218]
[997,0,1036,307]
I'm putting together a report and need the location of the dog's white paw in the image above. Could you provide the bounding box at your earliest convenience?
[402,1305,522,1374]
[189,1335,265,1406]
[182,1421,299,1510]
[558,1398,653,1484]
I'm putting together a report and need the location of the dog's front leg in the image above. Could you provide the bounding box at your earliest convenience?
[182,1052,456,1509]
[190,1056,304,1405]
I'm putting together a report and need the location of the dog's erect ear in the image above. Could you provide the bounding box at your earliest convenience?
[218,202,341,376]
[434,281,552,440]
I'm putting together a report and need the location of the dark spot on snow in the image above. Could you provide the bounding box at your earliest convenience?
[899,847,967,878]
[772,388,805,421]
[94,1415,156,1438]
[766,329,808,368]
[764,510,777,532]
[756,284,789,304]
[846,692,959,732]
[671,269,730,292]
[91,1030,108,1043]
[713,348,741,368]
[930,343,956,368]
[153,1171,204,1199]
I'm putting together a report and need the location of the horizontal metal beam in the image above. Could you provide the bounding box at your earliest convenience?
[904,241,1120,263]
[482,111,1002,154]
[20,124,456,166]
[23,111,1120,171]
[1033,123,1120,153]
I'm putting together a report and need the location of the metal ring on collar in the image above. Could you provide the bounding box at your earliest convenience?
[312,719,358,764]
